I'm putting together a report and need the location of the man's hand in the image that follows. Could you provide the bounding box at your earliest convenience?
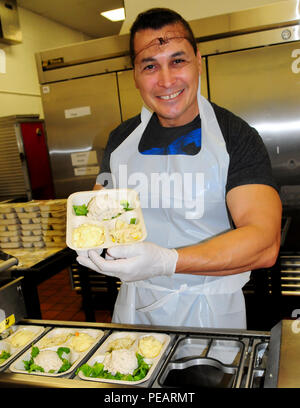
[76,242,178,282]
[76,248,103,257]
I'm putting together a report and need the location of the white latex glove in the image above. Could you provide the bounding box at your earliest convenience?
[76,248,103,258]
[76,242,178,282]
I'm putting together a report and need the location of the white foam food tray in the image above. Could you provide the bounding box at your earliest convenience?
[66,189,147,250]
[77,331,170,385]
[9,327,104,377]
[0,325,45,368]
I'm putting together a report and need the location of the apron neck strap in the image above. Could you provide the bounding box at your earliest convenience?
[141,106,153,124]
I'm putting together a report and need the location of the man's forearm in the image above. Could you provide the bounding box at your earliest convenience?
[175,223,281,276]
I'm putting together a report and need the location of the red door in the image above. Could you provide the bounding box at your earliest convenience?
[20,121,55,199]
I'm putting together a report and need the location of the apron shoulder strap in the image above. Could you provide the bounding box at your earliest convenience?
[141,106,153,124]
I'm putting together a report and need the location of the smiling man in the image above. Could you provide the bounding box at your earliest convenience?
[77,8,282,329]
[133,24,201,127]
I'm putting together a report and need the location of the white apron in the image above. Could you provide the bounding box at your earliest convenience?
[109,83,250,329]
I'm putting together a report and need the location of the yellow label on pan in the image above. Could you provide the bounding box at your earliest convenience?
[0,314,15,333]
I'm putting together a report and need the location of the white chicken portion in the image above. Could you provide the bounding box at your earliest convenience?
[103,349,138,376]
[33,350,63,373]
[87,194,126,221]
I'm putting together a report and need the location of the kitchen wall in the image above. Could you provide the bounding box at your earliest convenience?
[0,1,287,119]
[120,0,287,34]
[0,7,90,119]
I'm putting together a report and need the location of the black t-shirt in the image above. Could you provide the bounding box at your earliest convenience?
[139,114,202,156]
[99,101,277,194]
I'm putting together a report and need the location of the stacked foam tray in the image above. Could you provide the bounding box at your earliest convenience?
[40,200,67,247]
[0,200,66,249]
[0,203,22,249]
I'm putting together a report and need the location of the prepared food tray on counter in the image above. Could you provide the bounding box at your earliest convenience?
[0,325,45,369]
[0,200,66,249]
[77,331,170,385]
[67,189,147,250]
[9,327,105,377]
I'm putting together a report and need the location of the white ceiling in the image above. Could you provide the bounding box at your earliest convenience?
[17,0,125,38]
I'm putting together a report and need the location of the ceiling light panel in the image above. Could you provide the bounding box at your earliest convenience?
[101,7,125,22]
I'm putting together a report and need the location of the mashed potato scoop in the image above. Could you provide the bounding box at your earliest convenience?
[68,332,95,352]
[72,223,105,248]
[138,336,163,359]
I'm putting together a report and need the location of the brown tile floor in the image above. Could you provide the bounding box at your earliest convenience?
[37,268,112,323]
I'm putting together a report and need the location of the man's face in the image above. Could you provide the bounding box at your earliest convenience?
[133,23,202,127]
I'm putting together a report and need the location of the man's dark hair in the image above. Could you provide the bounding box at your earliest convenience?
[129,8,198,65]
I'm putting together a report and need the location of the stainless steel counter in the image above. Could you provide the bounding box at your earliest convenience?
[0,319,271,388]
[265,319,300,388]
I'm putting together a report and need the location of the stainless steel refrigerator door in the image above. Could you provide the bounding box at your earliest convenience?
[41,73,121,197]
[117,70,143,121]
[207,41,300,188]
[117,56,208,121]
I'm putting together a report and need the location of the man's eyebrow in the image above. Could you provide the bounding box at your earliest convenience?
[171,51,186,58]
[139,56,156,64]
[139,51,187,64]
